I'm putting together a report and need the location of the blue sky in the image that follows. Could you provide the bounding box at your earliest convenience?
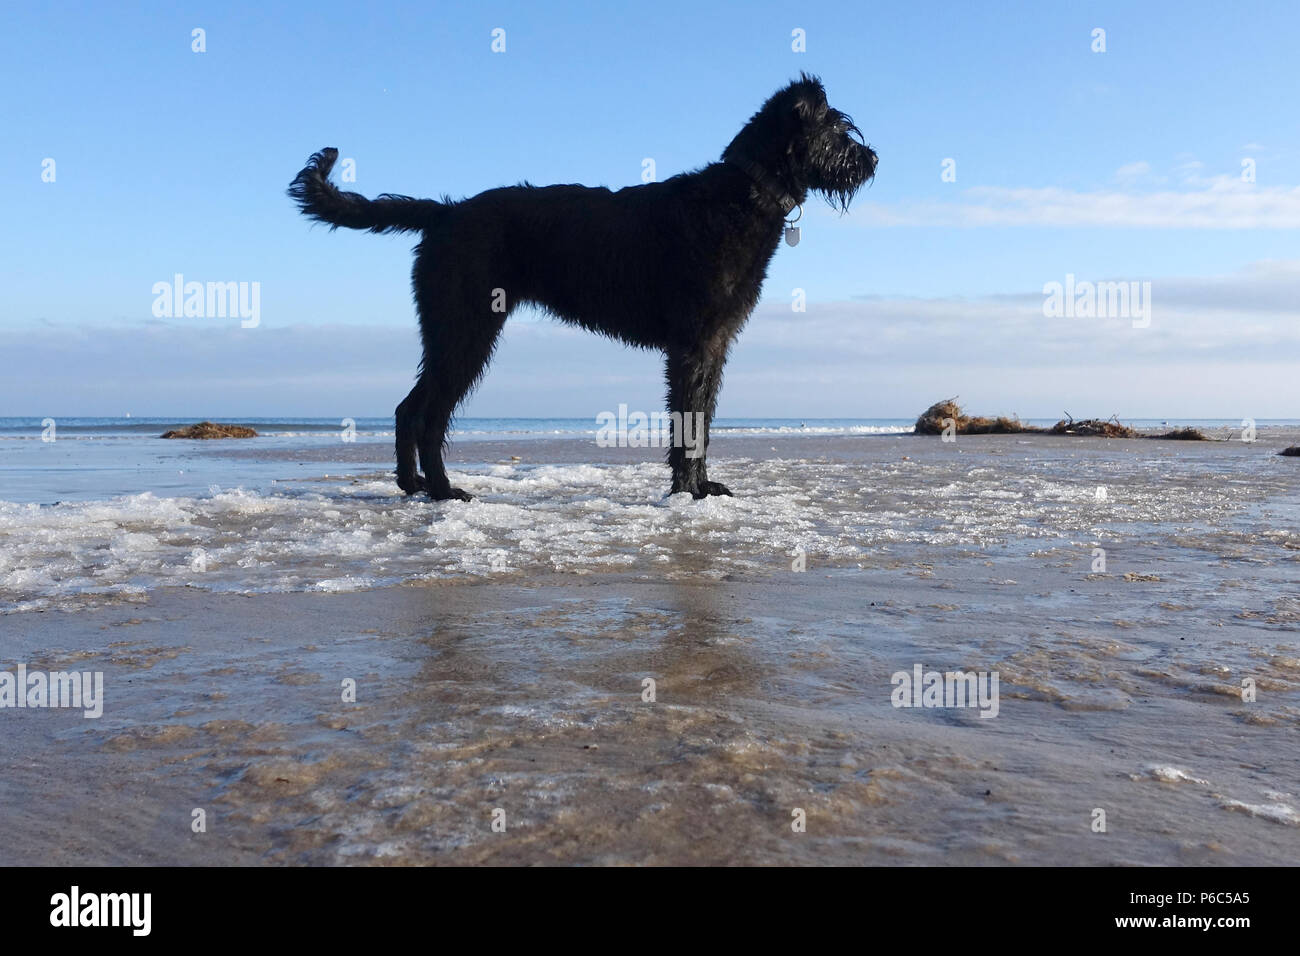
[2,0,1298,418]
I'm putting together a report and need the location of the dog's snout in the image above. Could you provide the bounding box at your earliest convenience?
[860,143,879,179]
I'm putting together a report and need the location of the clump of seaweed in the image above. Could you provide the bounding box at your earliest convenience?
[1048,414,1137,439]
[1149,427,1212,441]
[913,398,963,435]
[913,401,1226,442]
[913,398,1034,435]
[160,421,258,439]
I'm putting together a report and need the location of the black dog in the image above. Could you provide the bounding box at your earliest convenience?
[289,74,875,500]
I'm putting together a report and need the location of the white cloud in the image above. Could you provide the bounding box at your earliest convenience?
[854,180,1300,228]
[4,261,1299,418]
[1114,161,1151,184]
[749,258,1300,358]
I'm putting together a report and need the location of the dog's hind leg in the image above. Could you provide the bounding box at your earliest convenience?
[414,304,506,502]
[394,378,426,494]
[664,338,733,499]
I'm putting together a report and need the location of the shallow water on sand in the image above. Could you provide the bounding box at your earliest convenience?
[3,431,1297,610]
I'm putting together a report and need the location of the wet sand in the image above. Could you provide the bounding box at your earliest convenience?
[2,432,1299,864]
[4,571,1298,865]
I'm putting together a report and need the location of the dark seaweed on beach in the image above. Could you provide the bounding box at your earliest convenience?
[1148,427,1212,441]
[1048,415,1137,439]
[915,400,1214,441]
[913,398,1035,435]
[160,421,258,439]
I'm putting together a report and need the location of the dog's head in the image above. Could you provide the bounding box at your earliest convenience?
[723,74,877,211]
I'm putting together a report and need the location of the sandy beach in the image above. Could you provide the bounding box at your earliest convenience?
[3,430,1298,865]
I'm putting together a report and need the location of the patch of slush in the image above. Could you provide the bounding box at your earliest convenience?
[0,455,1258,610]
[1219,799,1300,826]
[1133,764,1210,785]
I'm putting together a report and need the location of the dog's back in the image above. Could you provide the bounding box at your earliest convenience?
[407,171,773,349]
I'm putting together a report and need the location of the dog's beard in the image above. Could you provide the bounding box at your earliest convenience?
[803,113,876,212]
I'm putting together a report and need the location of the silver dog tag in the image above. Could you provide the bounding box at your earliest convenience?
[785,226,800,246]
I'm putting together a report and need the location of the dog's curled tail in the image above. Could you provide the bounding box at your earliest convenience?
[288,147,444,234]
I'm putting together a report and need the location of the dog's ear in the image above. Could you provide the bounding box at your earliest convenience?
[789,74,827,120]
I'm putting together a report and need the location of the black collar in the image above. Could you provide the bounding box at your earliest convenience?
[725,155,799,216]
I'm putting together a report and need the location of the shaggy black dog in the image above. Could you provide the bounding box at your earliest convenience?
[289,74,876,500]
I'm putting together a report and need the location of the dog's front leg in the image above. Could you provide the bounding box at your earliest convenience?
[664,345,732,499]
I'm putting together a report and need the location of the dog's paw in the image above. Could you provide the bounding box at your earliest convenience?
[692,480,733,499]
[396,473,426,496]
[429,486,475,502]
